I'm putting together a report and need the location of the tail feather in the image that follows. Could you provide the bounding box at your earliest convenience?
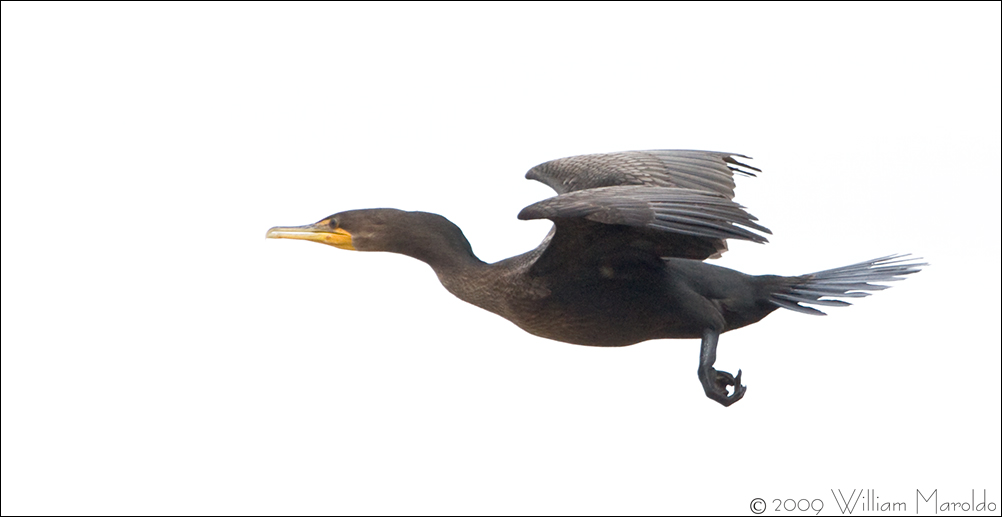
[770,254,926,316]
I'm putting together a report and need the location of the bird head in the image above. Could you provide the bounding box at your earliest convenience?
[266,209,474,262]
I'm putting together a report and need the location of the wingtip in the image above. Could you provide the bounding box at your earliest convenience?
[516,205,537,220]
[723,154,762,175]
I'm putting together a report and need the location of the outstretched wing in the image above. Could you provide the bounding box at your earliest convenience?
[519,186,769,243]
[526,150,760,199]
[519,150,769,268]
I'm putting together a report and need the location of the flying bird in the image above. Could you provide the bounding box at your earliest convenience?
[266,150,924,406]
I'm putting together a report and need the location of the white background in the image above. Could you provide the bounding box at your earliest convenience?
[2,2,1000,515]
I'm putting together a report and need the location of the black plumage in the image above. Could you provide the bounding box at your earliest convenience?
[267,150,924,406]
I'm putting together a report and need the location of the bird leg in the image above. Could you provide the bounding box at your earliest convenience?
[698,328,746,406]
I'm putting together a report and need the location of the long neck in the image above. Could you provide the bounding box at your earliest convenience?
[433,256,513,318]
[384,211,514,316]
[430,245,546,321]
[408,238,486,275]
[390,216,485,274]
[408,234,504,314]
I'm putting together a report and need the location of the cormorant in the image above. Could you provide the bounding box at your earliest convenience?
[266,150,924,406]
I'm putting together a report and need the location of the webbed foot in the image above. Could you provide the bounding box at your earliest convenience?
[698,366,746,406]
[698,328,747,407]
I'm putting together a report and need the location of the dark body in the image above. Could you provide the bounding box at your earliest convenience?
[433,230,783,347]
[267,150,923,405]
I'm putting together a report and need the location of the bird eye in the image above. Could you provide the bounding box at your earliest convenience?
[328,218,339,229]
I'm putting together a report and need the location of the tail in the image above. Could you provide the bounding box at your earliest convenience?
[769,254,927,315]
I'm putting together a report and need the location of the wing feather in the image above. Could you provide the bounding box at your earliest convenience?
[519,150,767,263]
[519,186,771,246]
[526,149,759,199]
